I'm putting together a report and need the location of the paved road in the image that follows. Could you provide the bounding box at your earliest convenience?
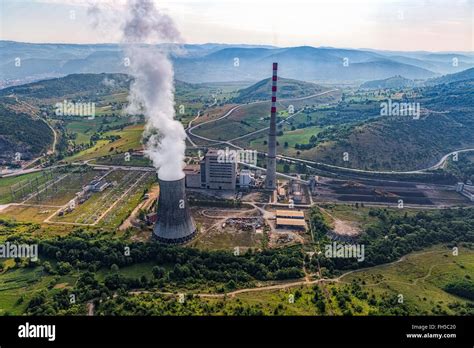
[429,148,474,170]
[3,89,473,179]
[186,91,474,176]
[187,89,339,147]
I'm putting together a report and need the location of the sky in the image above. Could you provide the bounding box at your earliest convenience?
[0,0,473,51]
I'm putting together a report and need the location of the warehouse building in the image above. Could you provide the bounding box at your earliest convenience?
[275,210,306,230]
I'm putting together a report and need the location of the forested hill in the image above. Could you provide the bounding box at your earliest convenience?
[0,73,131,100]
[360,75,417,89]
[302,79,474,171]
[0,103,53,164]
[232,77,327,103]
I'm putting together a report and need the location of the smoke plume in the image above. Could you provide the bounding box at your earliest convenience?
[104,0,186,181]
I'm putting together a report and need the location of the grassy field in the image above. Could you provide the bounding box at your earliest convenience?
[190,227,264,251]
[318,204,383,226]
[192,89,340,145]
[95,262,157,282]
[340,245,474,315]
[87,244,473,316]
[0,205,53,223]
[190,245,474,315]
[0,266,80,315]
[65,116,131,145]
[92,153,152,167]
[0,244,471,315]
[0,172,45,204]
[65,124,144,162]
[193,103,270,141]
[248,125,322,155]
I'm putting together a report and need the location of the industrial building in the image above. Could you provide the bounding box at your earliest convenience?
[239,169,254,189]
[203,149,237,190]
[85,179,110,192]
[275,210,307,230]
[183,149,238,190]
[183,164,201,188]
[289,180,303,203]
[456,182,474,202]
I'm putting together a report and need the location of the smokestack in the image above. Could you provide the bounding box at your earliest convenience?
[265,62,278,190]
[153,176,196,244]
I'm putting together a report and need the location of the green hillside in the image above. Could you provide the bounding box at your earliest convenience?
[296,80,474,171]
[232,77,327,103]
[425,67,474,86]
[0,104,53,164]
[0,73,131,100]
[360,75,417,89]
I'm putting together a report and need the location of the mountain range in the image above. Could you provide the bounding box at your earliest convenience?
[360,68,474,89]
[1,41,473,87]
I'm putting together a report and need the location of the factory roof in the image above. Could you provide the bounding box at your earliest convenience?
[276,218,306,227]
[184,164,200,174]
[464,185,474,193]
[205,148,220,156]
[275,210,305,218]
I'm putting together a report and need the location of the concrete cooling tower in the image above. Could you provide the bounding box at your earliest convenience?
[153,176,197,244]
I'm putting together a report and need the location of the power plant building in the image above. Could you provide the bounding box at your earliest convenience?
[183,164,201,188]
[202,149,237,190]
[239,169,253,189]
[183,149,238,190]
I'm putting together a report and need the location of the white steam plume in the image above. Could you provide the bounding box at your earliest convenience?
[92,0,186,181]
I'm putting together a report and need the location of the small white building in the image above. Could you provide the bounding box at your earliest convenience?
[239,169,253,188]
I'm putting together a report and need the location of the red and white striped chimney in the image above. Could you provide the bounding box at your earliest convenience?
[266,62,278,190]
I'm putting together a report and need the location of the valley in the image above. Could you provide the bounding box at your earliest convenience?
[0,44,473,319]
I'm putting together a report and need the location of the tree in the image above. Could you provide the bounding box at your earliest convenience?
[152,266,165,279]
[42,261,55,274]
[57,261,73,275]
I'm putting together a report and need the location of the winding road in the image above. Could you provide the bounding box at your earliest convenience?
[121,249,461,302]
[186,91,474,176]
[187,89,339,148]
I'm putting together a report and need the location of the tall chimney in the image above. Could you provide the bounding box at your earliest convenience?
[265,62,278,190]
[153,176,196,244]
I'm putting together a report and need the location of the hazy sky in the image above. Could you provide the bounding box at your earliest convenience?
[1,0,473,51]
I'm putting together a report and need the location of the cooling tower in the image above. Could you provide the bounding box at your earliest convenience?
[153,176,197,244]
[265,62,278,190]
